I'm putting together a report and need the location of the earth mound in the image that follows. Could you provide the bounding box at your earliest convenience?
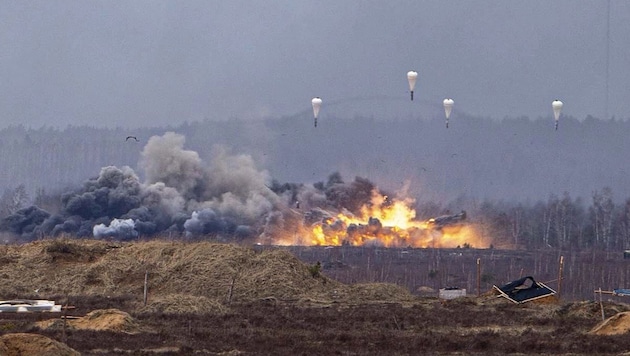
[37,308,141,333]
[590,311,630,335]
[0,333,79,356]
[0,239,415,312]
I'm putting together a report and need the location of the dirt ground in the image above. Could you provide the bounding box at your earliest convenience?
[0,239,630,355]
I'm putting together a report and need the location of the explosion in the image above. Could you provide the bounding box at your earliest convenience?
[273,190,487,248]
[0,132,489,249]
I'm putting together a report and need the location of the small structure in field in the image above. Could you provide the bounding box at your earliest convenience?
[493,276,556,304]
[439,287,467,300]
[0,300,62,313]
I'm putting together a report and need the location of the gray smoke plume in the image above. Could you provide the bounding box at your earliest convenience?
[140,132,207,201]
[190,145,281,223]
[0,132,385,243]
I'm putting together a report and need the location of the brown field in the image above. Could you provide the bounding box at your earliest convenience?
[0,239,629,355]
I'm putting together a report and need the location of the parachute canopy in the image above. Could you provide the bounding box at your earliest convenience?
[311,97,322,127]
[443,98,454,119]
[311,97,322,118]
[443,98,454,128]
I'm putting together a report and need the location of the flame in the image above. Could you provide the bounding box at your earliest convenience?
[284,190,488,248]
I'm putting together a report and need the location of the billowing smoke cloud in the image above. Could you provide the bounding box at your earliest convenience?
[140,132,207,200]
[0,132,389,243]
[93,218,138,240]
[0,206,50,237]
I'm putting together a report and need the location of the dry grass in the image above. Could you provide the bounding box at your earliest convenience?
[0,238,415,313]
[137,294,228,315]
[345,283,417,304]
[6,238,630,355]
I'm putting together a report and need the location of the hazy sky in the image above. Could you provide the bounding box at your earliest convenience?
[1,1,629,129]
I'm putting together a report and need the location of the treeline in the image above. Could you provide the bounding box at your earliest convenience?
[2,114,630,205]
[412,187,629,252]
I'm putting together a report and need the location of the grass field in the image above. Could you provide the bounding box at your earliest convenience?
[0,239,628,355]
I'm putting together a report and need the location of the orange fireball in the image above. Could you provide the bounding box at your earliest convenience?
[277,189,489,248]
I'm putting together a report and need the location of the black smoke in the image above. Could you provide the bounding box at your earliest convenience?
[0,132,388,243]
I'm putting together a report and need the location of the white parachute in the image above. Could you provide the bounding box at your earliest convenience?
[407,71,418,101]
[311,97,322,127]
[552,100,563,130]
[443,98,454,128]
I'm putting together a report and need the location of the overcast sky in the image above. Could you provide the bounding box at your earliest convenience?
[1,1,629,129]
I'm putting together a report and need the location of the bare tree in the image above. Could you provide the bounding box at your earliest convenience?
[509,204,524,248]
[0,184,29,218]
[591,187,615,250]
[615,198,630,250]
